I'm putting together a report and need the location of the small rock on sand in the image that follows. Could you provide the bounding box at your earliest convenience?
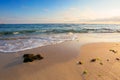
[23,54,43,63]
[90,58,96,62]
[77,61,83,65]
[116,58,120,61]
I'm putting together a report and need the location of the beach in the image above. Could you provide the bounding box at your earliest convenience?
[1,0,120,79]
[1,33,120,80]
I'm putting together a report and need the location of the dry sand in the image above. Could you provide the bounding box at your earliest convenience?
[1,33,120,80]
[78,42,120,80]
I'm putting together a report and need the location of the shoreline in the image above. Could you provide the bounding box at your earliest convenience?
[0,40,81,80]
[0,41,120,80]
[1,33,120,53]
[1,33,120,80]
[1,42,120,80]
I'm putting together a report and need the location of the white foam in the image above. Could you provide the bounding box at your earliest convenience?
[13,32,19,34]
[1,33,120,53]
[0,33,77,53]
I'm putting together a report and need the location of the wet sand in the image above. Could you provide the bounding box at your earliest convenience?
[1,33,120,80]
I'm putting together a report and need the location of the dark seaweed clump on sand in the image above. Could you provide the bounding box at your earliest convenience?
[23,54,43,63]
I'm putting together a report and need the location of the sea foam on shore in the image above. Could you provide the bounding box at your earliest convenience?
[1,24,120,53]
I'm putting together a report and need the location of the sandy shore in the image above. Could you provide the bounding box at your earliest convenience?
[1,33,120,80]
[0,41,81,80]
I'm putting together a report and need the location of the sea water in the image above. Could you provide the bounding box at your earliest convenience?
[0,24,120,52]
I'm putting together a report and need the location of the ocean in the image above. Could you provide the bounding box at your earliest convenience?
[0,24,120,52]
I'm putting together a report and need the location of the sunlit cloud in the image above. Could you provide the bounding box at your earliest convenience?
[50,7,120,24]
[1,1,120,24]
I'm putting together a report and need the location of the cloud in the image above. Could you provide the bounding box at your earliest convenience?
[86,16,120,24]
[51,7,120,24]
[52,7,99,23]
[2,7,120,24]
[1,17,67,24]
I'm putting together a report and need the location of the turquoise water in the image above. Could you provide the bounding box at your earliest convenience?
[0,24,120,52]
[0,24,120,37]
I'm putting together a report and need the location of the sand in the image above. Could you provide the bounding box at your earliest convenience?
[1,33,120,80]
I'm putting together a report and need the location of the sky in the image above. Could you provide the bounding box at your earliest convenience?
[0,0,120,24]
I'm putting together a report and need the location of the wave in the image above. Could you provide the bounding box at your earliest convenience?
[0,33,77,53]
[0,30,37,36]
[44,28,119,33]
[1,24,120,53]
[0,28,119,36]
